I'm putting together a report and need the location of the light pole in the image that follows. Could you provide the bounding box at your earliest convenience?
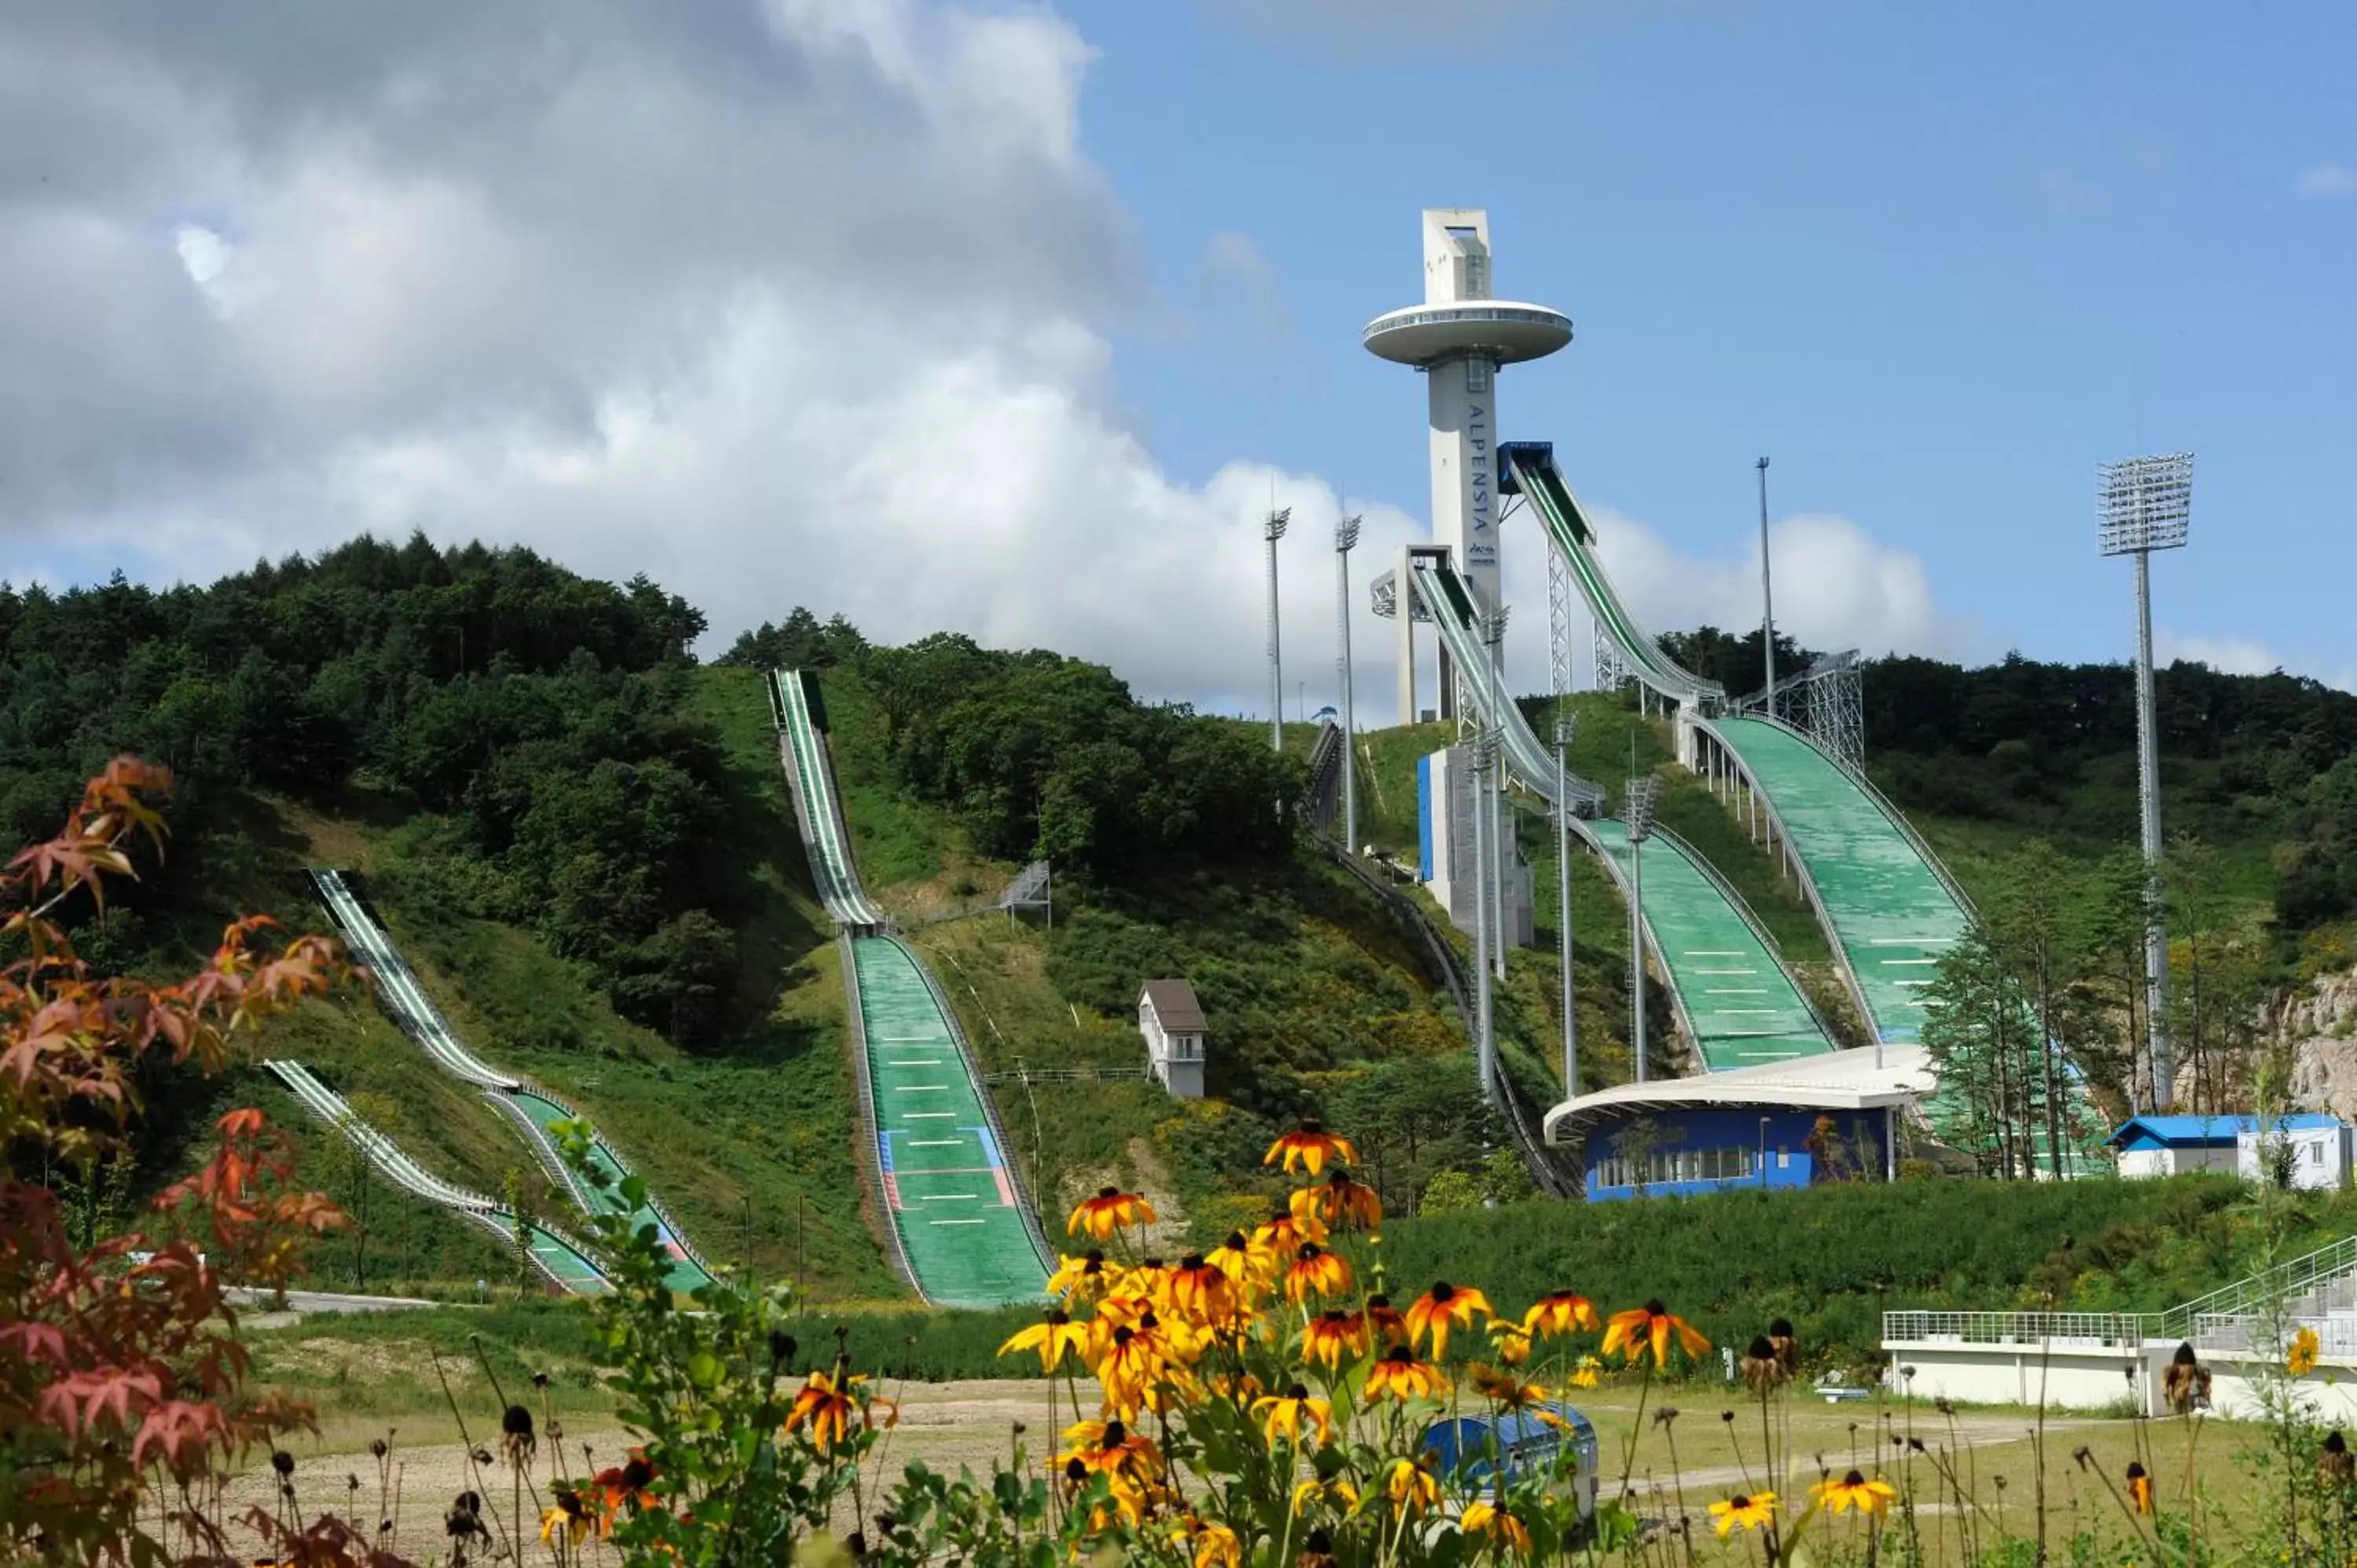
[1555,715,1578,1097]
[1265,505,1292,753]
[1757,456,1776,718]
[1623,775,1663,1084]
[1482,607,1512,980]
[1472,731,1500,1101]
[1336,514,1363,853]
[1758,1116,1771,1189]
[2099,453,2193,1110]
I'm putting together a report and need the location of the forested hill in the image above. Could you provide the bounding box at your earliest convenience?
[1662,623,2357,943]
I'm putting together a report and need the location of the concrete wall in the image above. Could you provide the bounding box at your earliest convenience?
[1889,1338,2357,1422]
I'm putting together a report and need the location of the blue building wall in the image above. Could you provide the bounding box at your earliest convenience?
[1582,1105,1897,1201]
[1417,753,1436,883]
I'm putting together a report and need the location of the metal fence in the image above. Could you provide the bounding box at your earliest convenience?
[1882,1310,2151,1350]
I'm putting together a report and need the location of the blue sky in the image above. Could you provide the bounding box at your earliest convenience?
[1,0,2348,709]
[1087,0,2355,680]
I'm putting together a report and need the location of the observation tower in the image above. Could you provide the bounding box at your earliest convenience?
[1363,208,1571,720]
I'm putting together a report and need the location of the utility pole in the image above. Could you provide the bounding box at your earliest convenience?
[1472,732,1499,1101]
[1555,715,1578,1097]
[1336,513,1363,853]
[1483,606,1511,981]
[1265,505,1292,752]
[2099,454,2194,1110]
[1757,456,1776,717]
[1624,775,1663,1084]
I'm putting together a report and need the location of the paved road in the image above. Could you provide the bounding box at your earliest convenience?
[228,1286,452,1315]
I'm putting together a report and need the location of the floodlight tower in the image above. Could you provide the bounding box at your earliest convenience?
[1555,715,1579,1097]
[2099,452,2194,1111]
[1623,775,1663,1085]
[1471,731,1501,1100]
[1336,512,1363,852]
[1265,505,1292,752]
[1364,211,1571,715]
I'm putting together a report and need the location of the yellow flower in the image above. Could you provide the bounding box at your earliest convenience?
[1204,1229,1274,1294]
[538,1493,596,1544]
[1294,1166,1384,1230]
[1384,1456,1439,1516]
[783,1368,865,1454]
[1250,1207,1329,1260]
[1488,1322,1534,1368]
[2126,1460,2154,1516]
[1264,1119,1360,1175]
[1461,1500,1533,1553]
[1046,1249,1113,1302]
[1303,1308,1372,1372]
[1067,1186,1156,1240]
[1522,1288,1600,1338]
[1404,1280,1493,1360]
[998,1310,1088,1373]
[1252,1383,1334,1449]
[1176,1516,1241,1568]
[1291,1475,1362,1515]
[1603,1300,1711,1369]
[1058,1417,1163,1481]
[1812,1469,1897,1518]
[1710,1492,1777,1537]
[1166,1253,1237,1325]
[1365,1346,1448,1402]
[1568,1354,1604,1389]
[1471,1364,1560,1422]
[2291,1326,2322,1377]
[1285,1242,1351,1303]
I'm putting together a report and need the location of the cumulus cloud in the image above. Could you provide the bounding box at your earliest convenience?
[2296,162,2357,200]
[0,0,1961,729]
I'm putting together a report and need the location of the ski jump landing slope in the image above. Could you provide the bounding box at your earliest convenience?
[1405,555,1835,1071]
[770,669,1053,1307]
[309,869,716,1294]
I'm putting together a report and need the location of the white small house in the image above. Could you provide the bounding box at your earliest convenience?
[2108,1116,2260,1178]
[1137,980,1206,1099]
[2238,1116,2355,1191]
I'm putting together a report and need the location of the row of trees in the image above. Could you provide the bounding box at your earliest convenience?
[0,536,754,1046]
[1922,834,2274,1175]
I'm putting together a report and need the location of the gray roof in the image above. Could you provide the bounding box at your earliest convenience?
[1140,979,1206,1033]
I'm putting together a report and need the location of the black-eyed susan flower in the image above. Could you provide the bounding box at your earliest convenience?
[1522,1288,1599,1338]
[1289,1476,1362,1516]
[2322,1431,2355,1488]
[1264,1119,1360,1175]
[1768,1317,1800,1374]
[1404,1280,1493,1359]
[1174,1516,1241,1568]
[1302,1308,1371,1372]
[1069,1187,1156,1241]
[999,1309,1089,1373]
[1292,1167,1383,1230]
[2291,1326,2322,1377]
[1568,1354,1604,1389]
[1364,1346,1447,1403]
[1058,1418,1162,1480]
[591,1450,657,1515]
[1165,1253,1236,1324]
[1285,1242,1351,1303]
[539,1488,598,1545]
[1460,1500,1532,1553]
[1383,1456,1439,1516]
[1088,1324,1170,1416]
[1250,1206,1328,1260]
[1739,1334,1789,1394]
[1604,1300,1711,1369]
[1047,1249,1113,1301]
[1488,1321,1534,1368]
[1251,1383,1334,1449]
[1204,1230,1272,1294]
[2126,1460,2153,1515]
[1812,1469,1897,1518]
[1364,1292,1407,1346]
[1470,1365,1563,1424]
[1709,1492,1777,1537]
[784,1369,863,1454]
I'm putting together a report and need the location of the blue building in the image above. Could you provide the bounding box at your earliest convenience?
[2109,1112,2352,1185]
[1542,1046,1934,1202]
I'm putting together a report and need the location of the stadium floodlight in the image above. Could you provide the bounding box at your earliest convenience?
[1623,775,1663,1085]
[1471,732,1502,1101]
[1265,505,1292,753]
[1480,609,1511,980]
[2098,453,2193,1111]
[1335,515,1362,852]
[1554,716,1579,1097]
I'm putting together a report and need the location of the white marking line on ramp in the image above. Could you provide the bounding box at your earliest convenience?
[929,1218,985,1226]
[1893,980,1932,987]
[909,1138,964,1147]
[921,1194,979,1201]
[889,1059,943,1066]
[1706,987,1769,995]
[1880,958,1940,966]
[1683,950,1746,957]
[1870,937,1953,946]
[900,1112,956,1119]
[1693,968,1756,976]
[893,1085,948,1092]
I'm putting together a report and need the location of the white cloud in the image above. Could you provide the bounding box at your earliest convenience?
[2296,162,2357,200]
[2157,632,2282,676]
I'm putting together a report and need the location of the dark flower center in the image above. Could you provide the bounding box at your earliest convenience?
[2330,1432,2350,1454]
[1321,1310,1349,1325]
[1368,1293,1391,1310]
[1181,1253,1205,1270]
[1300,1119,1325,1134]
[1307,1529,1333,1552]
[621,1457,654,1490]
[1644,1299,1669,1317]
[1298,1243,1323,1261]
[1381,1348,1412,1365]
[1065,1457,1089,1481]
[2174,1342,2197,1365]
[1098,1186,1120,1200]
[1103,1420,1127,1445]
[1287,1383,1310,1401]
[1431,1281,1457,1303]
[503,1405,533,1436]
[1747,1335,1776,1359]
[1842,1469,1866,1487]
[1112,1327,1135,1346]
[1224,1231,1248,1251]
[1139,1312,1160,1330]
[1047,1310,1071,1326]
[1769,1317,1794,1338]
[1729,1495,1752,1509]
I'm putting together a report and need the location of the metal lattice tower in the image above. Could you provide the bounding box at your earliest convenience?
[1547,537,1574,703]
[1593,619,1629,693]
[1802,651,1866,774]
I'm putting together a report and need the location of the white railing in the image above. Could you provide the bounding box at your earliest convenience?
[2190,1313,2357,1363]
[310,870,518,1090]
[1882,1310,2150,1350]
[2161,1233,2357,1339]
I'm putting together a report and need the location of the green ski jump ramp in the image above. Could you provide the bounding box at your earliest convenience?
[772,669,1053,1306]
[1405,555,1836,1072]
[309,869,715,1294]
[264,1060,611,1295]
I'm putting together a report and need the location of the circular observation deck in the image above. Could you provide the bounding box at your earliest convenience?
[1361,301,1573,366]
